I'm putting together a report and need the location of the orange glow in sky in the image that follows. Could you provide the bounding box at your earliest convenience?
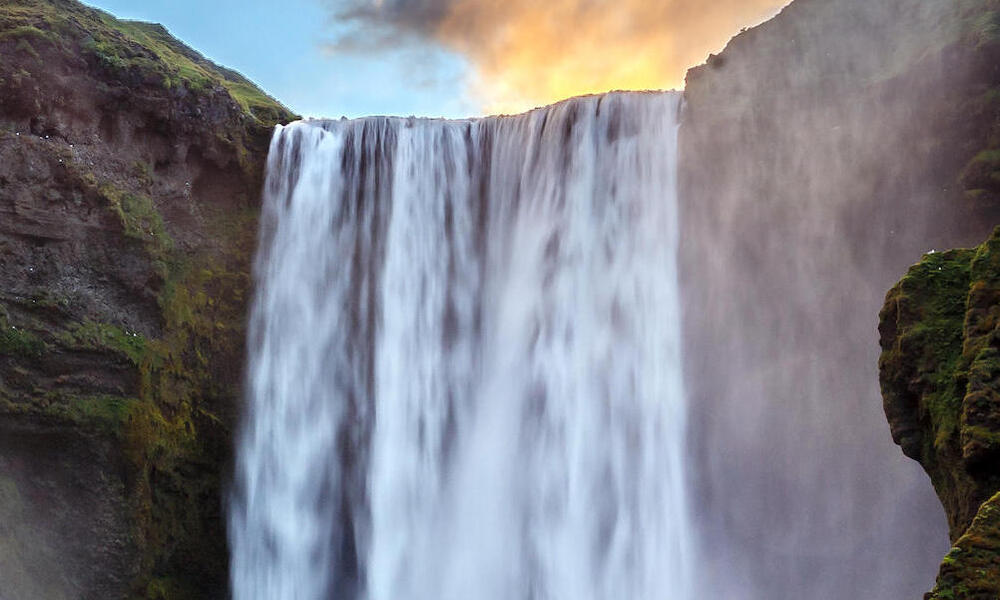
[430,0,790,114]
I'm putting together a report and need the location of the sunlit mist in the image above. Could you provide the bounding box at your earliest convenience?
[328,0,790,114]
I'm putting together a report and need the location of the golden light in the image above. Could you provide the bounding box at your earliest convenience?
[430,0,789,114]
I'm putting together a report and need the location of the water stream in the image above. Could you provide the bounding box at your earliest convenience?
[229,92,691,600]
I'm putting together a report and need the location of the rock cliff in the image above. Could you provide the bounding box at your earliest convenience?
[0,0,295,597]
[880,229,1000,599]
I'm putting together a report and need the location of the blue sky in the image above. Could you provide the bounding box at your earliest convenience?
[83,0,479,119]
[82,0,789,119]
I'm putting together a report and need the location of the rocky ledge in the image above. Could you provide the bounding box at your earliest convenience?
[880,228,1000,599]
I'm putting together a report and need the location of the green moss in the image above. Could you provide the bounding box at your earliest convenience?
[881,228,1000,597]
[222,78,294,124]
[2,0,295,127]
[100,184,173,259]
[69,168,255,597]
[80,12,295,125]
[963,424,1000,447]
[881,248,973,453]
[69,395,135,429]
[930,492,1000,599]
[0,2,274,595]
[132,160,153,187]
[109,221,253,597]
[0,316,46,358]
[82,36,126,71]
[0,386,138,436]
[57,319,147,365]
[0,24,58,44]
[43,394,138,434]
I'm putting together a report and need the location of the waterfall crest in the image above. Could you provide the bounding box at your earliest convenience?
[228,92,691,600]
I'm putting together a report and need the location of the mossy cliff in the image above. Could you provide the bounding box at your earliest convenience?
[879,228,1000,599]
[0,0,295,597]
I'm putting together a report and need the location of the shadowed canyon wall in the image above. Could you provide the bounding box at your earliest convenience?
[680,0,1000,597]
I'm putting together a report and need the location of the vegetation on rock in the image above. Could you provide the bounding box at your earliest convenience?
[932,491,1000,600]
[0,0,296,127]
[879,227,1000,599]
[0,0,296,597]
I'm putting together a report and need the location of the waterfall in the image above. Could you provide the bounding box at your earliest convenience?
[229,92,691,600]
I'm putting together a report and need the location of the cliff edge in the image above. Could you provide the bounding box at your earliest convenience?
[880,228,1000,599]
[0,0,295,597]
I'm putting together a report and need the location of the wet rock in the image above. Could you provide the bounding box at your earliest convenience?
[879,228,1000,598]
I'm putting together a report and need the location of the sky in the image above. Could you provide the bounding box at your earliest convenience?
[83,0,789,119]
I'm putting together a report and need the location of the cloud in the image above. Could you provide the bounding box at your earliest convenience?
[323,0,790,114]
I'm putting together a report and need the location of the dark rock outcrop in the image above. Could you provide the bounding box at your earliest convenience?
[880,228,1000,599]
[0,0,295,597]
[933,491,1000,599]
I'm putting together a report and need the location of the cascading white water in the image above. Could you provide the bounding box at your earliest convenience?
[228,92,690,600]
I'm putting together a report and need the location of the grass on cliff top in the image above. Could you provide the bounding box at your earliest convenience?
[93,17,295,125]
[0,0,297,126]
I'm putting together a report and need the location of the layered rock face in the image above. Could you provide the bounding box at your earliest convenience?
[0,0,294,597]
[680,0,1000,596]
[880,229,1000,599]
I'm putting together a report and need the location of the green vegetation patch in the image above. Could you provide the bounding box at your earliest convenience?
[0,24,58,44]
[100,184,173,263]
[1,0,295,126]
[881,227,1000,595]
[881,247,974,453]
[930,491,1000,599]
[0,1,278,595]
[43,393,138,434]
[0,315,46,358]
[82,13,294,124]
[58,319,147,365]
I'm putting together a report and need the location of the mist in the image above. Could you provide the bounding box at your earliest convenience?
[680,0,995,597]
